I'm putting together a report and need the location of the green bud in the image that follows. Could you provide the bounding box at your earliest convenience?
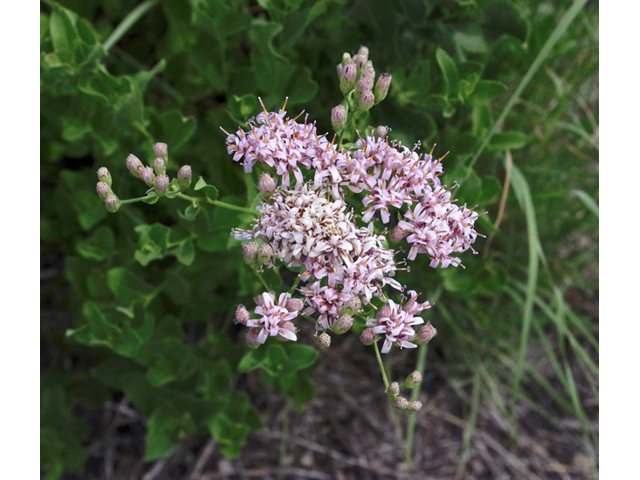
[97,167,112,187]
[96,181,112,200]
[317,332,331,348]
[404,370,422,389]
[177,165,192,191]
[104,194,120,213]
[387,382,400,398]
[333,314,353,334]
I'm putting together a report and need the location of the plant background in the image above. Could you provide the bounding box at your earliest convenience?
[40,0,599,479]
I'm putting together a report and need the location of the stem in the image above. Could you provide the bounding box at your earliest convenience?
[103,0,160,53]
[120,193,157,205]
[404,344,428,470]
[174,193,259,216]
[373,340,390,390]
[254,270,271,292]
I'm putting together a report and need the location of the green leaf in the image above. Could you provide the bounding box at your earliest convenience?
[75,191,107,231]
[176,238,195,266]
[144,406,179,461]
[40,12,50,44]
[75,225,115,261]
[162,272,192,306]
[479,175,502,205]
[280,2,328,52]
[151,109,197,153]
[177,204,200,221]
[50,4,79,65]
[285,343,318,371]
[107,267,158,307]
[61,116,92,142]
[487,131,529,151]
[82,301,122,345]
[194,177,219,202]
[453,29,488,54]
[436,47,459,98]
[228,94,259,121]
[237,347,268,373]
[470,80,508,102]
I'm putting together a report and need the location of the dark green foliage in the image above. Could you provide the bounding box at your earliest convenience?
[41,0,598,477]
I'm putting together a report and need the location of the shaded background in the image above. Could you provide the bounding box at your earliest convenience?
[40,0,598,478]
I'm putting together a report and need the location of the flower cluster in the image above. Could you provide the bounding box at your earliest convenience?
[225,46,482,353]
[95,142,193,213]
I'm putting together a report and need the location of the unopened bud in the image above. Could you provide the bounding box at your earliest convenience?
[341,52,352,66]
[333,314,353,334]
[340,63,357,94]
[153,157,166,175]
[387,382,400,398]
[97,167,112,187]
[104,194,120,213]
[246,328,261,349]
[177,165,192,190]
[139,166,156,186]
[235,305,251,325]
[405,370,423,389]
[375,125,389,139]
[153,142,168,160]
[356,76,374,94]
[407,401,423,413]
[278,321,296,341]
[257,243,273,264]
[416,324,437,345]
[154,174,170,195]
[341,296,361,315]
[378,305,392,319]
[390,225,408,243]
[374,73,392,104]
[126,154,143,177]
[96,181,112,199]
[354,53,367,71]
[317,332,331,348]
[360,328,376,345]
[358,46,369,60]
[285,298,304,313]
[363,62,375,79]
[242,242,259,263]
[394,396,408,410]
[358,90,375,112]
[258,173,277,195]
[331,105,347,132]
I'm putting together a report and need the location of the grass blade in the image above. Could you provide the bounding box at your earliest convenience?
[468,0,590,170]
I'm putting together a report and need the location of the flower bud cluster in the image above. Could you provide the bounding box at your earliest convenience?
[95,168,120,213]
[333,46,392,131]
[385,370,424,414]
[125,143,192,195]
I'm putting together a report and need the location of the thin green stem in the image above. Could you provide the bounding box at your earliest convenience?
[254,270,271,292]
[404,344,428,469]
[103,0,160,53]
[467,0,589,171]
[175,193,258,216]
[373,341,390,390]
[404,287,442,471]
[120,193,157,205]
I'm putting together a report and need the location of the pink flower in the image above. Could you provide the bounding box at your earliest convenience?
[246,292,300,343]
[366,300,424,353]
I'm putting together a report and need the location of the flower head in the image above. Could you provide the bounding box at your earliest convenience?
[246,292,300,344]
[366,300,424,353]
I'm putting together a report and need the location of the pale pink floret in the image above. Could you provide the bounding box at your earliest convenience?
[246,292,300,344]
[365,300,425,353]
